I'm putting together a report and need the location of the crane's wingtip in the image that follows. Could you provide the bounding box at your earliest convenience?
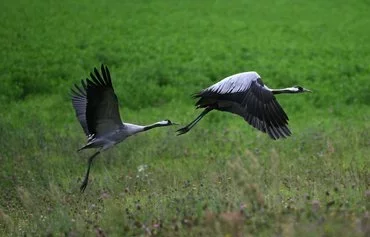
[100,64,106,71]
[93,67,100,74]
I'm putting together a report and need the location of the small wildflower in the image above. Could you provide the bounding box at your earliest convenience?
[365,190,370,199]
[137,164,148,173]
[312,200,320,212]
[100,192,110,200]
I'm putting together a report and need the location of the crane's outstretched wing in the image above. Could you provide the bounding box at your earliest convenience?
[194,72,291,139]
[71,79,89,136]
[71,64,123,138]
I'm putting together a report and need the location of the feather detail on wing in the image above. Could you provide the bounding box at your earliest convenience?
[71,80,89,136]
[71,64,123,138]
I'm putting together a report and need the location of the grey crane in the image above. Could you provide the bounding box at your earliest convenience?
[71,64,177,192]
[176,71,311,138]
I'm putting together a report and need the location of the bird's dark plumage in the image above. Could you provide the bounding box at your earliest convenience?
[71,65,122,139]
[71,80,89,136]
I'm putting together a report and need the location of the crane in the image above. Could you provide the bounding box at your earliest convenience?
[176,71,311,139]
[71,64,177,192]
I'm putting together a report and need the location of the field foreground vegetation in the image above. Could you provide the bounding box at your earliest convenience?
[0,0,369,236]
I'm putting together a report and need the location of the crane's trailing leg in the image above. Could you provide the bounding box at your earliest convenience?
[80,150,101,192]
[177,108,213,135]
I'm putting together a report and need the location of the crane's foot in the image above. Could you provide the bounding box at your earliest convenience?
[80,178,89,193]
[176,126,190,136]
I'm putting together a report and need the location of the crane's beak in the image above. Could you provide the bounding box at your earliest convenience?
[171,122,179,125]
[303,88,312,92]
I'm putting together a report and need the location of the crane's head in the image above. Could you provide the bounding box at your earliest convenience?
[157,119,178,126]
[291,86,312,93]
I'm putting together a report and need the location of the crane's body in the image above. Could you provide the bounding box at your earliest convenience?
[71,65,176,192]
[177,71,311,138]
[78,122,167,151]
[78,125,130,151]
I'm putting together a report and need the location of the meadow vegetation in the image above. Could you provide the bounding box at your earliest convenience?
[0,0,369,236]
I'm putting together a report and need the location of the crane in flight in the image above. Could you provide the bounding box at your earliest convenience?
[71,64,177,192]
[177,71,311,139]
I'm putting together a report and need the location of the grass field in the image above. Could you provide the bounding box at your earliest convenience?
[0,0,369,236]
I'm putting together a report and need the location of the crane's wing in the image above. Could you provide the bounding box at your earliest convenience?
[71,79,89,136]
[195,73,291,139]
[71,64,123,138]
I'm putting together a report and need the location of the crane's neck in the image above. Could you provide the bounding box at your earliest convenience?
[270,87,300,94]
[123,120,173,136]
[143,121,171,131]
[123,123,146,135]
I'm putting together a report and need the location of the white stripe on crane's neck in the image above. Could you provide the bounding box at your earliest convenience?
[124,120,172,134]
[143,120,172,131]
[156,120,170,126]
[264,86,300,94]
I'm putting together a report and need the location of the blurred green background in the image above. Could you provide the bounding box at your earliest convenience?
[0,0,369,236]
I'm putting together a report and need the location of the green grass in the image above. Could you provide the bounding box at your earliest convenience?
[0,0,369,236]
